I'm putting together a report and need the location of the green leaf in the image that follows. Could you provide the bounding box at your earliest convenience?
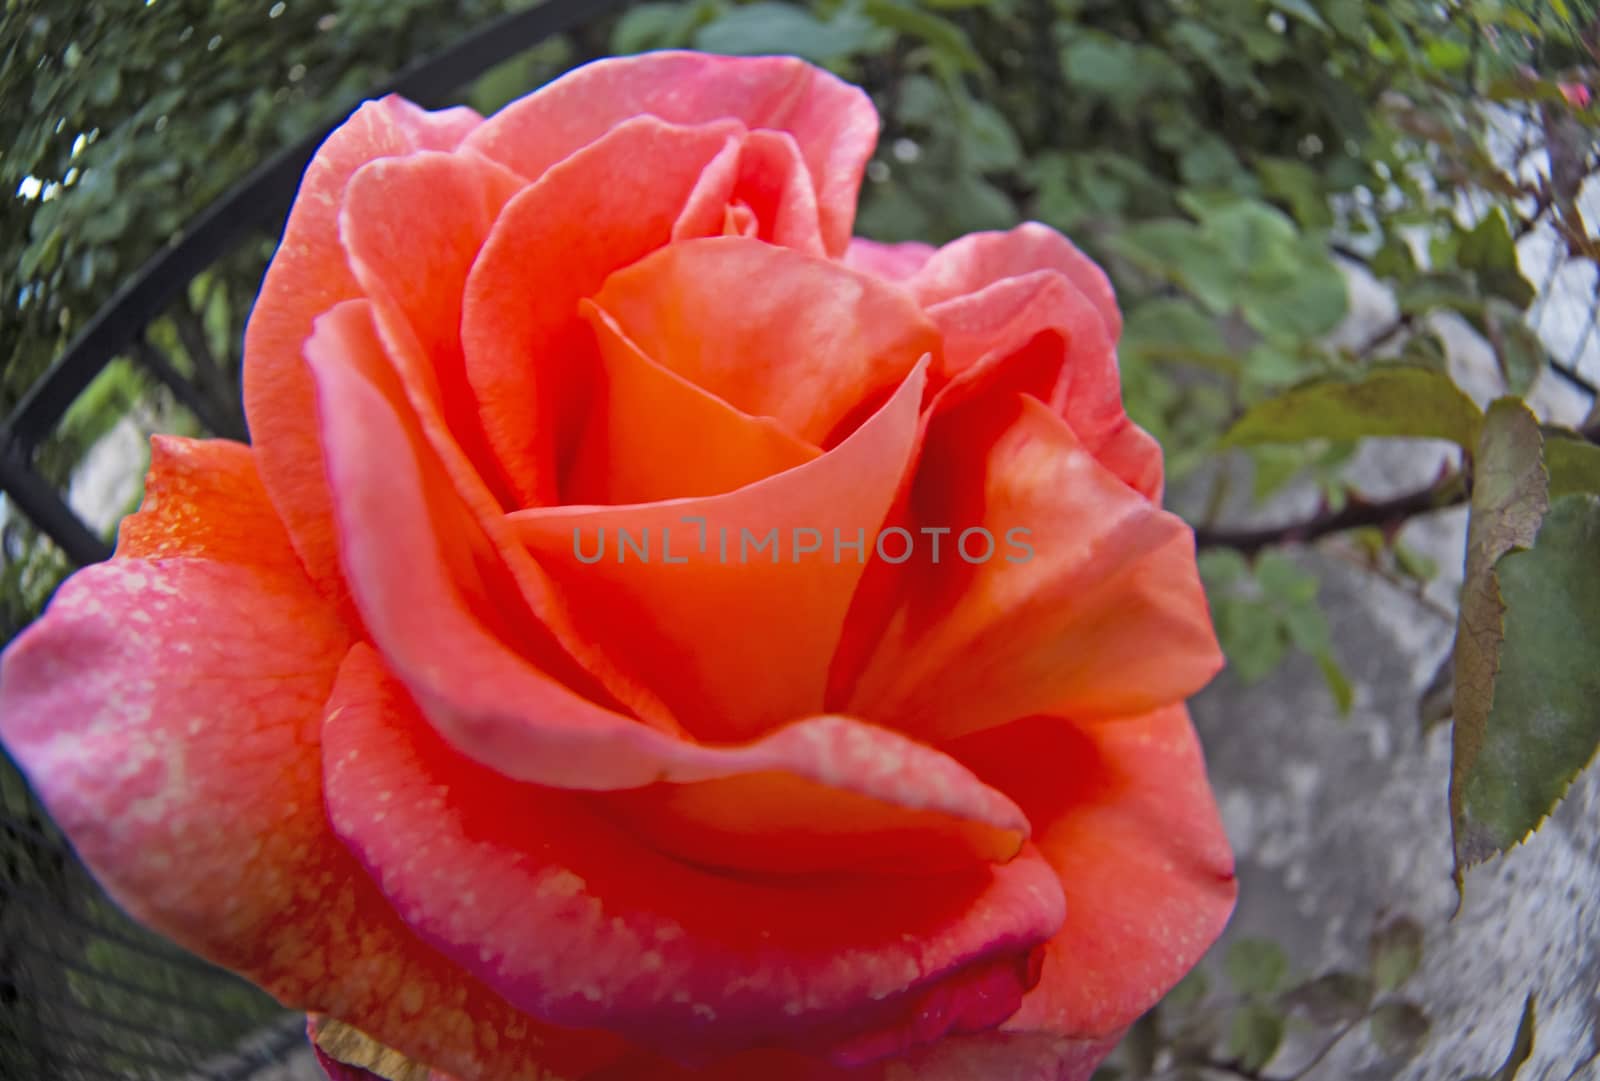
[1372,235,1419,281]
[1282,971,1375,1024]
[1257,551,1319,605]
[1270,0,1331,32]
[861,0,983,72]
[955,97,1022,173]
[1163,966,1210,1013]
[1223,368,1484,449]
[1484,299,1545,395]
[1257,155,1332,229]
[1459,209,1535,309]
[1060,36,1143,101]
[1490,994,1538,1081]
[611,2,710,53]
[1121,298,1233,371]
[1111,220,1234,313]
[1451,399,1550,884]
[1198,549,1250,590]
[1225,938,1290,996]
[693,4,886,64]
[1459,494,1600,862]
[1545,435,1600,499]
[1425,38,1472,71]
[1370,1001,1431,1061]
[1227,1004,1286,1071]
[1317,651,1355,715]
[1214,596,1289,684]
[1397,270,1483,318]
[1370,916,1425,991]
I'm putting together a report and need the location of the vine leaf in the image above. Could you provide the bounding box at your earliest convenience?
[1227,1004,1286,1072]
[1225,938,1290,996]
[1370,916,1425,992]
[1450,399,1549,889]
[1222,367,1484,449]
[1370,1001,1431,1061]
[1282,970,1374,1024]
[1458,493,1600,868]
[1483,298,1545,395]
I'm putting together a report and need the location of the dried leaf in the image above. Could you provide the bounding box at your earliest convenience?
[1451,399,1549,887]
[312,1017,435,1081]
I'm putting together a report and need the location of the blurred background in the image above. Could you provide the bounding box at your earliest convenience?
[2,1,1597,1079]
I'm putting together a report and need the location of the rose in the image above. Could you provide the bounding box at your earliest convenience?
[0,51,1233,1081]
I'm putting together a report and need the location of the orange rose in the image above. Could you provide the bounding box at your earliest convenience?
[0,52,1233,1081]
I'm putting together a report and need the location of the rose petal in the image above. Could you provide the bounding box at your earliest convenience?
[463,51,876,255]
[842,394,1220,740]
[339,149,528,508]
[243,96,481,599]
[591,236,939,447]
[0,565,621,1081]
[462,117,742,507]
[909,222,1122,343]
[510,358,927,741]
[564,301,821,505]
[323,647,1064,1063]
[672,129,826,256]
[309,312,1027,873]
[115,436,300,573]
[582,1031,1117,1081]
[305,299,677,732]
[844,238,936,282]
[925,269,1162,500]
[951,707,1237,1037]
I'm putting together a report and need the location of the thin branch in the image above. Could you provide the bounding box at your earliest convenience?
[1191,471,1467,555]
[1324,540,1459,624]
[1354,313,1416,359]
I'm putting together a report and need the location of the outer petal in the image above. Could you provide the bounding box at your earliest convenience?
[584,1031,1116,1081]
[510,359,928,741]
[461,117,742,506]
[925,269,1162,500]
[591,236,940,447]
[843,394,1220,740]
[909,222,1122,343]
[463,51,877,255]
[242,95,482,598]
[844,238,936,282]
[323,647,1065,1065]
[338,149,528,508]
[115,435,299,572]
[950,708,1237,1038]
[0,531,623,1080]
